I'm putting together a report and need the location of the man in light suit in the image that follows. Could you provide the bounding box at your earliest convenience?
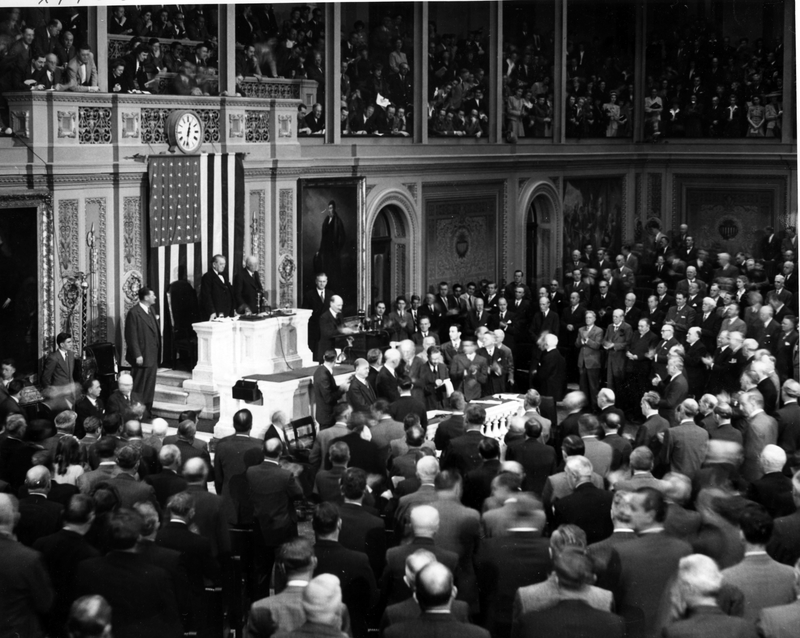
[603,309,632,393]
[232,255,264,314]
[757,557,800,638]
[247,438,305,600]
[200,254,234,320]
[63,45,98,91]
[124,286,161,410]
[576,310,604,411]
[42,332,78,406]
[741,390,779,483]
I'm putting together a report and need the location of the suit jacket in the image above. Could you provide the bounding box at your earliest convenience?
[347,378,376,413]
[389,395,428,427]
[462,459,501,511]
[608,532,693,638]
[200,270,234,319]
[415,360,450,410]
[41,349,76,389]
[64,54,98,91]
[213,433,263,525]
[15,494,63,547]
[742,412,779,482]
[247,461,303,546]
[434,414,465,452]
[330,432,384,476]
[109,473,158,509]
[658,374,690,426]
[376,367,401,403]
[512,600,622,638]
[313,365,344,428]
[105,389,145,421]
[530,310,561,339]
[125,303,161,368]
[758,600,800,638]
[145,469,188,510]
[232,269,264,313]
[381,536,459,606]
[553,482,614,545]
[776,402,800,470]
[663,421,709,479]
[694,310,722,351]
[442,430,492,476]
[431,497,482,606]
[747,472,795,519]
[302,287,335,348]
[385,613,489,638]
[0,535,55,638]
[441,340,463,366]
[156,520,220,594]
[721,553,796,622]
[576,325,605,369]
[381,598,469,632]
[76,462,119,494]
[73,396,103,439]
[477,346,510,395]
[604,322,633,376]
[683,340,709,397]
[505,438,557,495]
[450,353,488,401]
[537,348,567,401]
[338,501,386,577]
[755,319,783,355]
[475,532,551,637]
[247,584,351,638]
[74,551,183,638]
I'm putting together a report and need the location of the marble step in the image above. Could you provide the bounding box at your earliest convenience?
[154,385,189,405]
[156,368,192,388]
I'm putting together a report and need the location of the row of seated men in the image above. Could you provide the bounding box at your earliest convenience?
[3,360,800,638]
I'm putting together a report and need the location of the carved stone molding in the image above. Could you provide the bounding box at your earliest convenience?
[229,113,244,138]
[278,114,292,138]
[249,190,266,276]
[245,111,270,143]
[502,180,509,275]
[57,199,81,344]
[11,111,30,138]
[121,112,140,138]
[366,185,375,197]
[86,198,108,343]
[278,189,294,305]
[57,111,77,138]
[401,183,418,204]
[78,107,113,144]
[123,197,143,313]
[518,178,529,191]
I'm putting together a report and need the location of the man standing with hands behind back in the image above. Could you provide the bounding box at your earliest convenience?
[200,254,234,319]
[303,272,335,359]
[124,286,161,412]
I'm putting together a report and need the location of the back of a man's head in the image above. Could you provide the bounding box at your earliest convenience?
[524,416,543,440]
[578,413,599,437]
[64,494,95,526]
[183,457,208,483]
[233,409,253,433]
[406,425,425,448]
[177,419,196,439]
[133,501,160,538]
[410,504,439,538]
[449,392,466,411]
[328,441,350,466]
[66,595,112,638]
[414,562,454,610]
[166,491,195,520]
[312,502,340,537]
[561,434,585,457]
[278,537,316,576]
[738,504,773,546]
[123,419,143,438]
[434,469,460,493]
[115,445,140,471]
[553,547,595,591]
[404,549,437,591]
[565,455,593,485]
[478,437,500,460]
[464,404,486,428]
[158,443,181,468]
[341,467,366,501]
[0,493,17,532]
[107,508,144,551]
[302,573,342,625]
[635,487,667,524]
[629,446,654,472]
[416,456,439,483]
[264,437,282,459]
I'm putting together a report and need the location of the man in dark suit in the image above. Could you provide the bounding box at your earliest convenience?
[145,444,187,509]
[73,377,104,439]
[606,488,693,638]
[124,286,161,411]
[381,504,460,606]
[505,417,557,496]
[165,420,214,484]
[42,331,78,403]
[314,350,347,429]
[156,491,221,637]
[477,331,511,395]
[694,297,723,352]
[247,438,304,599]
[419,293,443,335]
[318,295,348,363]
[553,456,613,544]
[232,255,265,314]
[338,467,386,577]
[32,493,99,637]
[0,492,55,638]
[0,379,25,424]
[384,561,490,638]
[376,349,403,403]
[776,380,800,473]
[213,408,263,526]
[73,508,184,638]
[442,405,492,476]
[389,378,428,427]
[449,339,488,401]
[330,414,385,477]
[755,305,783,355]
[303,273,335,358]
[15,466,64,547]
[346,358,376,413]
[433,393,466,453]
[536,333,567,402]
[465,298,492,335]
[512,598,625,638]
[200,254,234,319]
[312,503,378,638]
[109,446,158,510]
[412,316,440,347]
[747,445,795,519]
[462,438,501,512]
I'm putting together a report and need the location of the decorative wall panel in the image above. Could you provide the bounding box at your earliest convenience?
[57,199,81,345]
[278,189,295,306]
[122,197,143,312]
[78,107,112,144]
[140,108,220,145]
[85,198,108,343]
[647,173,662,218]
[686,189,774,256]
[562,177,624,256]
[249,190,266,283]
[245,111,270,143]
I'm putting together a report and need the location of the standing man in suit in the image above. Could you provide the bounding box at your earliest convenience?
[124,286,161,411]
[62,44,98,91]
[303,272,335,359]
[477,332,510,395]
[577,311,604,411]
[42,332,78,406]
[247,438,304,600]
[449,339,488,401]
[661,399,709,479]
[318,295,351,363]
[200,254,234,319]
[74,377,104,440]
[505,417,557,496]
[313,351,347,429]
[604,309,633,393]
[347,358,376,413]
[232,255,265,314]
[654,357,690,427]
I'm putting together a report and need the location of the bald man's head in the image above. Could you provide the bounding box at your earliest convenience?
[404,549,437,590]
[265,437,283,459]
[25,465,51,493]
[183,457,209,483]
[415,562,454,610]
[409,505,439,538]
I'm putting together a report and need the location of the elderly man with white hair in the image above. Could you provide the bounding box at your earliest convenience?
[16,466,63,546]
[604,308,633,392]
[740,390,779,482]
[232,255,265,315]
[553,455,614,544]
[665,554,756,637]
[105,371,146,421]
[536,332,567,401]
[144,417,169,451]
[746,445,795,519]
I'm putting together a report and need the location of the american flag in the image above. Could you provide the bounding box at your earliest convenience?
[147,153,245,351]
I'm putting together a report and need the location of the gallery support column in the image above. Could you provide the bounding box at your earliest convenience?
[414,2,428,144]
[633,1,646,142]
[553,0,566,143]
[89,7,108,93]
[325,3,342,145]
[218,5,236,97]
[781,0,794,144]
[488,2,502,143]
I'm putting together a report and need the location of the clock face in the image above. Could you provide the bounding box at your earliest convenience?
[176,112,202,152]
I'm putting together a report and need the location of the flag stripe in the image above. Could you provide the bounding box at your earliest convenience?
[199,153,209,276]
[233,156,245,269]
[212,154,223,257]
[227,154,236,273]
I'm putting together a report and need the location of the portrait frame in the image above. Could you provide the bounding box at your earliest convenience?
[297,177,365,317]
[562,177,624,260]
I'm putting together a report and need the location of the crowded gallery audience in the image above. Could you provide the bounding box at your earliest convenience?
[643,4,785,140]
[1,218,799,638]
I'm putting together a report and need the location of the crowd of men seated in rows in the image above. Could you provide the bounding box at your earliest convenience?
[644,14,784,140]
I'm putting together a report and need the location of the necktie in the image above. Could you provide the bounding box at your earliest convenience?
[516,300,520,307]
[319,290,324,301]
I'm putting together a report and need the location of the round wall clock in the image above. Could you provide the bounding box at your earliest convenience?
[166,109,204,154]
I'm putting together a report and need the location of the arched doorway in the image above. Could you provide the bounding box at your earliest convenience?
[370,205,408,307]
[526,192,557,289]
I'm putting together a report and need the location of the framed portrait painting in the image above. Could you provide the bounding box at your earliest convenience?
[297,178,364,317]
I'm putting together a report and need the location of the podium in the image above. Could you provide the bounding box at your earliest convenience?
[333,331,391,365]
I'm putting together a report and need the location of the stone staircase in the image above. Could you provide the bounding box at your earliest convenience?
[151,368,219,433]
